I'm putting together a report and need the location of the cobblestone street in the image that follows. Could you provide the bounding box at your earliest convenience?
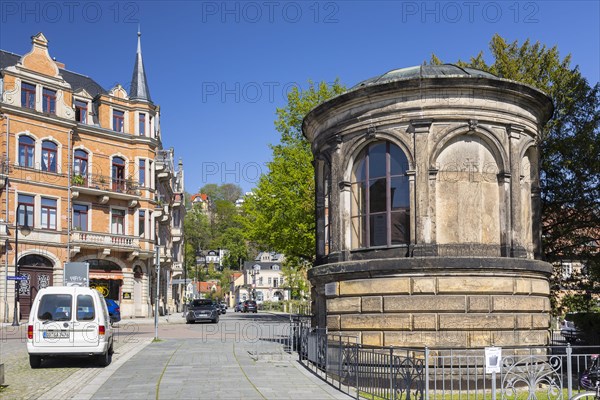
[0,322,153,400]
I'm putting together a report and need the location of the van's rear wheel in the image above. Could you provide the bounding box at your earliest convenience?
[97,351,111,367]
[29,355,42,369]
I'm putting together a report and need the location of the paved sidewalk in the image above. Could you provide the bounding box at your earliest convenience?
[86,338,352,399]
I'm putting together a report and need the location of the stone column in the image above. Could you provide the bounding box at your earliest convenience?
[410,119,432,254]
[508,124,526,257]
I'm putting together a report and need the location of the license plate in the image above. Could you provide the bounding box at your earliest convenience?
[43,331,70,339]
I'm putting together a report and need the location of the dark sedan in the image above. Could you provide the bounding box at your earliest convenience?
[243,300,257,313]
[186,299,219,323]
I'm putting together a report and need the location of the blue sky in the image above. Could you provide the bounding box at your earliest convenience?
[1,1,598,193]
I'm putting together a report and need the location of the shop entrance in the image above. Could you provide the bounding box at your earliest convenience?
[87,259,123,301]
[18,255,54,320]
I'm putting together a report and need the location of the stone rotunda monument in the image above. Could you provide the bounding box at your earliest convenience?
[302,65,554,348]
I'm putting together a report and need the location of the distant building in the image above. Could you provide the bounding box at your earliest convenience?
[234,252,289,304]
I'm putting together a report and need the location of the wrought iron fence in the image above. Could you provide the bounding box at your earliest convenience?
[289,321,600,400]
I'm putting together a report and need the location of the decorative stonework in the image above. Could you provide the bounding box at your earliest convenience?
[303,65,554,347]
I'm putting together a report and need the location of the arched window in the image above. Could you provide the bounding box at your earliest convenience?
[73,149,88,183]
[351,142,410,248]
[112,156,125,191]
[41,140,57,172]
[18,136,35,168]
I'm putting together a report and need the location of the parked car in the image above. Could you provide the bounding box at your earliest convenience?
[234,302,243,312]
[27,286,114,368]
[219,302,227,314]
[105,299,121,324]
[243,300,258,313]
[561,314,580,343]
[186,299,219,323]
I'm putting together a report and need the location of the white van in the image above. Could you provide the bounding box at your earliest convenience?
[26,286,114,368]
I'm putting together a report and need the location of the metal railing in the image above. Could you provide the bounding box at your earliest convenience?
[288,321,600,400]
[71,173,139,194]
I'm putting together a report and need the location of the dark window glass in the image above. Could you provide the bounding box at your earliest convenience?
[139,210,145,237]
[21,82,36,109]
[351,142,410,248]
[73,204,88,231]
[76,295,95,321]
[42,88,56,114]
[113,110,124,132]
[37,294,72,321]
[112,157,125,191]
[75,100,87,123]
[139,159,145,186]
[139,113,146,136]
[18,136,35,168]
[41,141,57,172]
[18,194,34,227]
[74,149,88,182]
[112,209,125,234]
[41,197,57,230]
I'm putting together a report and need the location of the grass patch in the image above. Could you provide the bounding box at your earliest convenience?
[152,338,163,343]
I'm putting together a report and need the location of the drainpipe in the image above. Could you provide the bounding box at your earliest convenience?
[67,130,72,263]
[2,114,9,323]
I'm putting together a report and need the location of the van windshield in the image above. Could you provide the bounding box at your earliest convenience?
[37,294,72,321]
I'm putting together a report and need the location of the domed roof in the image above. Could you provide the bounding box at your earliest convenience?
[351,64,497,90]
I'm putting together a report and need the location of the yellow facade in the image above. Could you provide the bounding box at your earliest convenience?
[0,33,185,322]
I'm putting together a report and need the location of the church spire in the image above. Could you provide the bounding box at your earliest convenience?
[129,29,152,102]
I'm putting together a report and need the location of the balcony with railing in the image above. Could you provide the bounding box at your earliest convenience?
[71,173,141,205]
[155,149,174,181]
[70,231,142,260]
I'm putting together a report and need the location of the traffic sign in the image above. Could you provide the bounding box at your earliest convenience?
[7,276,27,281]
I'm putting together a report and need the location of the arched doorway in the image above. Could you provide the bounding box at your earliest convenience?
[19,254,54,319]
[87,259,123,301]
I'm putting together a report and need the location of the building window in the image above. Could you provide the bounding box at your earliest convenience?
[41,198,57,230]
[271,265,279,271]
[273,278,279,288]
[139,159,146,186]
[351,141,410,248]
[111,209,125,235]
[21,82,36,109]
[18,194,35,227]
[18,136,35,168]
[112,157,125,191]
[75,100,87,123]
[41,140,57,172]
[73,204,88,231]
[139,210,145,237]
[561,262,573,280]
[73,149,88,183]
[139,113,146,136]
[258,277,263,286]
[149,116,153,137]
[113,110,124,132]
[42,88,57,114]
[268,277,272,285]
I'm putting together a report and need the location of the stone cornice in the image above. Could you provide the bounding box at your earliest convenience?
[309,257,553,283]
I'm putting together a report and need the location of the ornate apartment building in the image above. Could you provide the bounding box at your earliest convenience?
[0,32,185,322]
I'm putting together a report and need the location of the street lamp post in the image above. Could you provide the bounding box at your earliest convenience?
[183,249,187,313]
[13,204,31,326]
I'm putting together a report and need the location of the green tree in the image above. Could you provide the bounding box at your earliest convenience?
[243,80,346,264]
[432,34,600,312]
